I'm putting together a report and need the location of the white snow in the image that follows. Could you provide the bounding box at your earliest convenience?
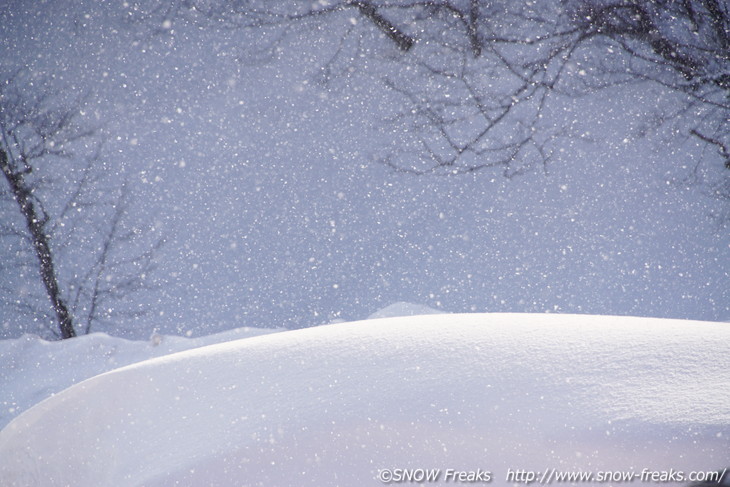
[0,326,282,430]
[1,313,728,486]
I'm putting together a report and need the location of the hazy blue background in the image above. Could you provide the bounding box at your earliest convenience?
[1,1,728,338]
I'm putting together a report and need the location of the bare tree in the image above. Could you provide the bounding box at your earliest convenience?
[132,0,728,181]
[0,70,162,339]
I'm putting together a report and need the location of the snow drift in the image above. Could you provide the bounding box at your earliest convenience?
[0,313,728,486]
[0,326,282,430]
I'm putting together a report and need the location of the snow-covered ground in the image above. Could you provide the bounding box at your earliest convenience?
[1,312,728,486]
[0,326,282,431]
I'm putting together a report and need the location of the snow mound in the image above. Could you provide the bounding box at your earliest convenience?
[367,301,445,319]
[0,326,282,429]
[0,314,728,486]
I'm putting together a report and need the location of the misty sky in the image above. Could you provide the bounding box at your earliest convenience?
[1,1,728,338]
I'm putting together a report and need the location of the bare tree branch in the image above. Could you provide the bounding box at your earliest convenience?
[691,129,730,169]
[0,146,76,338]
[1,70,164,339]
[138,0,729,188]
[349,1,414,51]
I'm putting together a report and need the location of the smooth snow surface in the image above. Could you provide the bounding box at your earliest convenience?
[1,314,728,486]
[0,327,282,430]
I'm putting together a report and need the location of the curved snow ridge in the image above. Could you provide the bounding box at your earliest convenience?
[0,327,282,430]
[0,313,728,486]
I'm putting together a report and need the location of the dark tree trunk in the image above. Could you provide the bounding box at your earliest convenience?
[0,149,76,339]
